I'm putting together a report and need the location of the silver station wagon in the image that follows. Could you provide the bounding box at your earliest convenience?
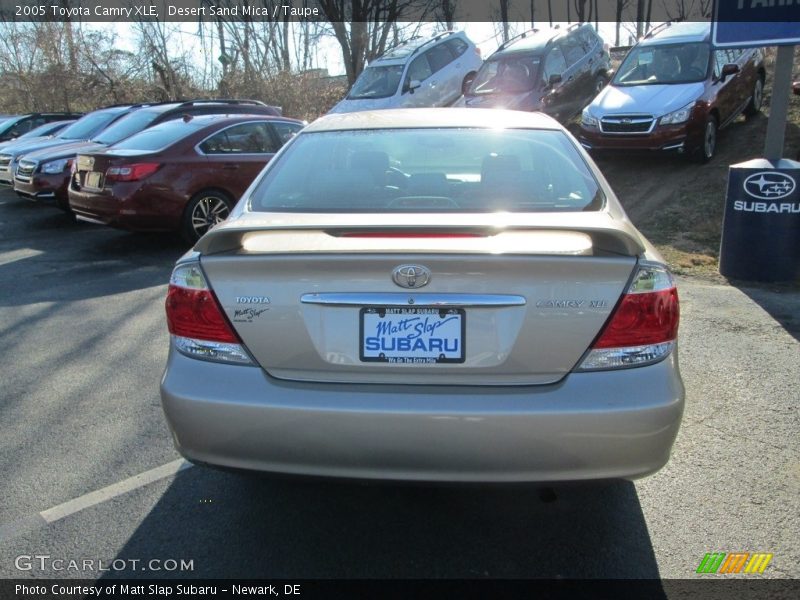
[160,108,684,483]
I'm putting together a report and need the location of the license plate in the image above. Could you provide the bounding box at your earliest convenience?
[360,307,465,363]
[85,171,103,189]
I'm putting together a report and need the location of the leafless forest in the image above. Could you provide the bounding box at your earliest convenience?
[0,0,712,120]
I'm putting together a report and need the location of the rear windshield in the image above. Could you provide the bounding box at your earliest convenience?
[110,119,207,152]
[59,112,122,140]
[249,128,603,213]
[92,109,163,145]
[469,55,542,95]
[20,121,71,138]
[347,65,404,100]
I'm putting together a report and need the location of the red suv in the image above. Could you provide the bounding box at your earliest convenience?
[578,22,765,162]
[68,114,304,242]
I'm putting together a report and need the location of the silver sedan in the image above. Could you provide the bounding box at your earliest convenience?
[160,108,684,482]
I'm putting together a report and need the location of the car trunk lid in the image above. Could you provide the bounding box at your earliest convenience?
[198,214,643,385]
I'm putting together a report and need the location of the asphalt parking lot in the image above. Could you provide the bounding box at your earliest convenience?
[0,186,797,584]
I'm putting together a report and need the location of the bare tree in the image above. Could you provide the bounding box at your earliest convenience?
[499,0,510,42]
[317,0,423,86]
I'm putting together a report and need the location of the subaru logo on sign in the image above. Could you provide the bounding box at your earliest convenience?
[744,172,796,201]
[392,265,431,289]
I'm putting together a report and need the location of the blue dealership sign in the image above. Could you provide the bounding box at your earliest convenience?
[712,1,800,48]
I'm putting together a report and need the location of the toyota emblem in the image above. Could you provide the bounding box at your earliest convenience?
[392,265,431,289]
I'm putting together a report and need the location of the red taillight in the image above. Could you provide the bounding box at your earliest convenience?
[165,285,238,343]
[593,288,679,349]
[105,162,160,182]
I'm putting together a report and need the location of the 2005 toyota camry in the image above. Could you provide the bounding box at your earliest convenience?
[160,109,683,482]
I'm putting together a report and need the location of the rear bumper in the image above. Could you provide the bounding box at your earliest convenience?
[161,347,685,483]
[69,186,179,232]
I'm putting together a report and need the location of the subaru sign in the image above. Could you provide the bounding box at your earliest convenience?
[719,159,800,282]
[712,1,800,48]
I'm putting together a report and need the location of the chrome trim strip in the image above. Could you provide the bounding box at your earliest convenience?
[75,215,107,226]
[300,292,526,307]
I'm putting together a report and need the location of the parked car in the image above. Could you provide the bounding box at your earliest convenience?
[578,22,765,162]
[13,100,282,209]
[0,105,141,187]
[0,112,83,143]
[461,24,611,123]
[69,114,304,242]
[328,31,483,113]
[0,120,76,152]
[159,108,684,482]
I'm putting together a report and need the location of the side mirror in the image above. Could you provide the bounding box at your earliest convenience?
[720,63,739,80]
[548,73,563,87]
[408,79,422,94]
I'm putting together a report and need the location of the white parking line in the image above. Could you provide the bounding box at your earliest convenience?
[0,459,192,544]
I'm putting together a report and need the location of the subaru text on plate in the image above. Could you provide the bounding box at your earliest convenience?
[160,108,684,482]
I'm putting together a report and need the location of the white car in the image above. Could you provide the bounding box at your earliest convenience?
[329,31,483,113]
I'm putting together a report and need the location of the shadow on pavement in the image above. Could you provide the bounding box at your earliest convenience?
[0,194,186,306]
[105,467,665,586]
[733,282,800,343]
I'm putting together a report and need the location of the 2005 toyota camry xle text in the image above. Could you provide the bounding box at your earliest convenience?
[160,108,684,482]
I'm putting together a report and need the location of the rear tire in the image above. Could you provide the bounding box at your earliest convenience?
[594,74,608,95]
[462,71,477,96]
[744,76,764,117]
[181,190,234,244]
[693,115,718,164]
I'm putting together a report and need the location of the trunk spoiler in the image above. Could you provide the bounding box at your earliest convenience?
[194,212,646,257]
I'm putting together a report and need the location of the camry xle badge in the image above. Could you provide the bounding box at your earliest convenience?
[392,265,431,289]
[744,172,796,201]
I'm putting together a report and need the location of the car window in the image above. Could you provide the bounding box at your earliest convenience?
[470,55,541,95]
[560,37,585,67]
[543,47,567,82]
[92,109,162,145]
[200,122,277,154]
[577,29,598,52]
[445,38,469,58]
[713,48,745,78]
[614,43,710,86]
[426,44,455,74]
[271,122,303,145]
[111,119,206,152]
[347,65,404,99]
[59,112,122,140]
[406,54,433,84]
[249,128,603,214]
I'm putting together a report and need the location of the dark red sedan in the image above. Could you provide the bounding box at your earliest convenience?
[68,114,303,242]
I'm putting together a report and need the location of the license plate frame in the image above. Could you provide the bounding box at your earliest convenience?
[359,306,466,364]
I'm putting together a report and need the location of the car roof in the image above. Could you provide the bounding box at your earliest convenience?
[151,113,302,130]
[133,99,275,116]
[640,22,711,46]
[491,24,593,57]
[305,108,562,132]
[372,31,465,65]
